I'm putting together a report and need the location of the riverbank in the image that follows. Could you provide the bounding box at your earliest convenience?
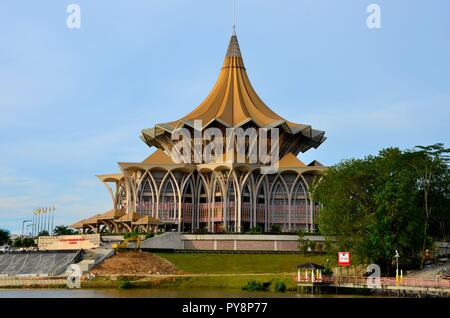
[82,273,296,291]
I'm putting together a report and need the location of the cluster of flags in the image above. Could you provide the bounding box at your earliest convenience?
[34,206,56,214]
[31,206,56,237]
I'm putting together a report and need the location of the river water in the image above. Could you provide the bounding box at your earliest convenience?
[0,288,368,298]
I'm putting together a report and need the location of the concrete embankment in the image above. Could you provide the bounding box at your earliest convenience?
[0,276,67,288]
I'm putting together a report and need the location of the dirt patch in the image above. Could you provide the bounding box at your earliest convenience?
[406,261,450,279]
[91,251,181,276]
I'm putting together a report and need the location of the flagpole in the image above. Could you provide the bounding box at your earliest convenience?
[37,209,40,235]
[43,207,46,233]
[47,206,51,234]
[41,208,44,234]
[40,208,43,234]
[51,206,55,235]
[32,210,35,237]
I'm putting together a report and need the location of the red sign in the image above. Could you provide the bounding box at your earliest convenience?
[338,252,351,266]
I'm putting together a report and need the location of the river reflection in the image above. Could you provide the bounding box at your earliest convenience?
[0,288,368,298]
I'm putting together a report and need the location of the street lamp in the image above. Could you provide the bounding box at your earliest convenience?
[26,224,33,237]
[22,220,32,238]
[394,249,400,277]
[50,206,56,235]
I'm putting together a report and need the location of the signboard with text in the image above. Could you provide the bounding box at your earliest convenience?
[38,234,100,250]
[338,252,351,266]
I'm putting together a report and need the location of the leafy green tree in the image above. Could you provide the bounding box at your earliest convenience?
[12,237,34,248]
[0,228,10,245]
[12,238,23,247]
[315,147,441,273]
[38,230,50,237]
[53,225,77,236]
[407,144,450,268]
[297,230,310,255]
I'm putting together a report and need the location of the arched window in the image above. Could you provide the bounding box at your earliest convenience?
[197,178,209,231]
[211,179,224,233]
[159,177,177,222]
[137,176,155,216]
[116,184,127,210]
[255,180,268,231]
[270,179,289,232]
[182,179,194,232]
[241,182,252,232]
[292,177,308,231]
[226,179,237,232]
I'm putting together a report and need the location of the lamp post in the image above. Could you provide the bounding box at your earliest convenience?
[26,224,33,237]
[50,206,56,235]
[394,250,400,278]
[22,220,32,238]
[32,210,36,237]
[36,208,42,235]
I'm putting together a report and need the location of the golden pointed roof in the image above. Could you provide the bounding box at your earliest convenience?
[142,149,175,165]
[308,160,324,167]
[117,212,140,222]
[278,153,306,168]
[141,33,326,154]
[167,35,288,129]
[70,220,85,229]
[97,208,125,220]
[133,215,161,225]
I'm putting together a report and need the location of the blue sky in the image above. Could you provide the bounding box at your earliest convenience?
[0,0,449,234]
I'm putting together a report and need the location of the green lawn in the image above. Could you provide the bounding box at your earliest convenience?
[155,253,329,274]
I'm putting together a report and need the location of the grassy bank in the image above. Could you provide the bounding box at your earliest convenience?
[154,252,329,274]
[81,252,329,291]
[82,274,297,291]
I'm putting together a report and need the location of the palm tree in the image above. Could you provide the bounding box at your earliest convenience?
[38,230,50,236]
[52,225,76,236]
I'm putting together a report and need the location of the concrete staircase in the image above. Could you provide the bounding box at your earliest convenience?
[72,248,114,273]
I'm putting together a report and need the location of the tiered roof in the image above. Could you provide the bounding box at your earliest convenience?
[141,33,326,157]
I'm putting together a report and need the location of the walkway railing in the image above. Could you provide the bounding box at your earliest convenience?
[295,274,450,289]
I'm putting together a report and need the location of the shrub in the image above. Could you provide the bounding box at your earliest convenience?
[194,228,209,234]
[316,243,323,253]
[307,240,316,252]
[118,278,132,289]
[12,238,22,247]
[22,238,36,247]
[249,225,263,234]
[124,231,140,239]
[270,224,281,233]
[273,279,286,292]
[298,230,309,255]
[322,267,333,276]
[241,280,264,291]
[145,232,155,239]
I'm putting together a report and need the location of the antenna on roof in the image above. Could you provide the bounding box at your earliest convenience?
[232,0,237,35]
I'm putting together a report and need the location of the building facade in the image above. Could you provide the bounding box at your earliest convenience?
[71,33,327,234]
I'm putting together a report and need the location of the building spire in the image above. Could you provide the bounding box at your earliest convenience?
[225,32,242,59]
[232,0,237,35]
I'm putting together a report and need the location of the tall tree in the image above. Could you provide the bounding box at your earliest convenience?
[407,144,450,268]
[0,228,10,245]
[315,148,432,273]
[53,225,77,236]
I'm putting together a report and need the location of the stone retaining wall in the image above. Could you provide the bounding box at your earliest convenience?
[180,234,326,252]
